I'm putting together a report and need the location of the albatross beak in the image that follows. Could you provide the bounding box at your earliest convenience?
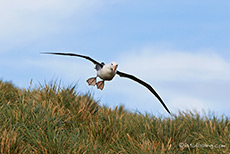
[112,65,116,72]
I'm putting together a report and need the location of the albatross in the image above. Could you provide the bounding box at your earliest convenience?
[41,52,171,114]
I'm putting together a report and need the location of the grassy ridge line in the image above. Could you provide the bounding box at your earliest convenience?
[0,80,229,153]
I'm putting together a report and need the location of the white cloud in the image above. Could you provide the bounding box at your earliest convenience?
[106,48,230,115]
[118,48,230,82]
[0,0,106,52]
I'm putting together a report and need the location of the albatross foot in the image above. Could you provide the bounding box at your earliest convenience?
[96,81,104,90]
[86,77,96,86]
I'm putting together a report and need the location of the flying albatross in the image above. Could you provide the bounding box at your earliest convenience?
[41,52,171,114]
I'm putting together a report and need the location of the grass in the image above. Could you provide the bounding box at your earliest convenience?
[0,80,229,153]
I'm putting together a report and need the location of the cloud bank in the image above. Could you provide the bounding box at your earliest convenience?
[107,47,230,115]
[0,0,107,52]
[118,48,230,82]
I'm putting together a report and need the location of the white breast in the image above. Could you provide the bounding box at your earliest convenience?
[97,65,116,81]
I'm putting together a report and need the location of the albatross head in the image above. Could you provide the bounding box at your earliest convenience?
[110,62,118,72]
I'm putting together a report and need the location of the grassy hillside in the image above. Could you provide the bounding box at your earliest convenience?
[0,80,229,153]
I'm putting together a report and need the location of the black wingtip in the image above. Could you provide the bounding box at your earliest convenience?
[40,52,49,55]
[162,103,171,115]
[167,109,171,115]
[40,52,52,54]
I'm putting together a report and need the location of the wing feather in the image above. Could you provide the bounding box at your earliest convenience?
[40,52,103,67]
[116,70,171,114]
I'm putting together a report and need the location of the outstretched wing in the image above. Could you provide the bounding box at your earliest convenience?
[40,52,103,67]
[116,70,171,114]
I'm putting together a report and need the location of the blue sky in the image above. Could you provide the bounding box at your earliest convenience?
[1,1,230,116]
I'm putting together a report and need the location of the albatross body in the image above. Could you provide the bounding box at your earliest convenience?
[41,52,171,114]
[86,62,118,90]
[97,62,117,80]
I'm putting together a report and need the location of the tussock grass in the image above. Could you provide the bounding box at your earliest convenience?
[0,80,229,153]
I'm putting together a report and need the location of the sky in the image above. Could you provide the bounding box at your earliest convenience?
[1,0,230,117]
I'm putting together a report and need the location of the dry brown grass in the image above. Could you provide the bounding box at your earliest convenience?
[0,80,229,153]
